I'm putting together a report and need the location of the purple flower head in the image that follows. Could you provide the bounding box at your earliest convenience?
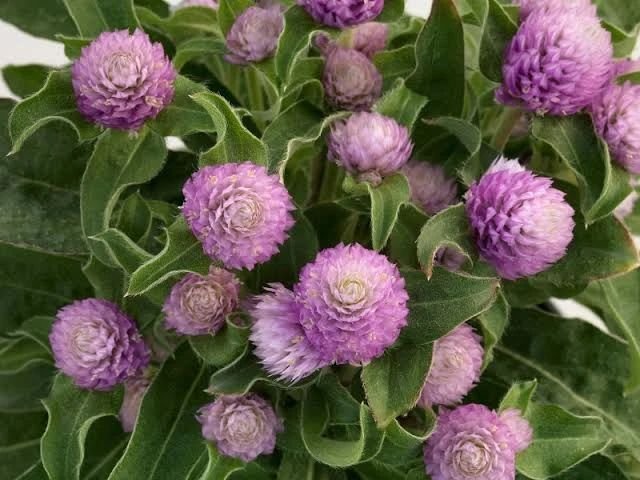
[591,82,640,174]
[163,267,241,336]
[345,22,388,58]
[50,299,150,391]
[465,158,575,280]
[225,5,284,65]
[328,112,413,183]
[514,0,594,19]
[295,244,409,365]
[402,160,458,215]
[71,29,176,131]
[424,404,532,480]
[198,394,283,462]
[499,408,534,453]
[250,284,330,382]
[615,59,640,78]
[119,372,151,432]
[298,0,384,27]
[419,324,483,407]
[178,0,218,8]
[435,247,468,273]
[318,39,383,112]
[182,162,295,270]
[496,6,613,116]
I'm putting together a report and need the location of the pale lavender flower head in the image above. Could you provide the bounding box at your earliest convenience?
[345,22,388,58]
[198,394,283,462]
[419,324,483,407]
[424,404,532,480]
[499,409,534,453]
[496,6,613,116]
[465,158,575,280]
[328,112,412,183]
[514,0,594,19]
[402,160,458,215]
[250,284,330,382]
[119,373,151,433]
[182,162,295,270]
[50,299,150,391]
[71,29,176,130]
[163,267,241,336]
[225,5,284,65]
[178,0,219,9]
[317,37,383,112]
[295,244,409,365]
[615,59,640,78]
[298,0,384,27]
[591,82,640,174]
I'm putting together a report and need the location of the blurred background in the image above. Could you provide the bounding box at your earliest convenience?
[0,0,431,98]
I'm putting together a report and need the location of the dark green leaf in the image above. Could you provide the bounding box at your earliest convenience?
[136,6,219,44]
[477,292,510,369]
[0,411,47,479]
[197,445,244,480]
[374,46,416,88]
[374,409,437,466]
[62,0,139,37]
[189,315,250,367]
[0,363,55,412]
[367,173,411,251]
[388,204,428,269]
[0,0,76,40]
[479,0,516,83]
[275,6,319,82]
[174,37,227,71]
[2,64,50,98]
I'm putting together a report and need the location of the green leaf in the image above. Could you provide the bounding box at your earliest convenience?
[116,192,153,245]
[136,6,219,44]
[0,328,52,375]
[217,0,253,36]
[534,454,627,480]
[374,46,417,89]
[388,204,428,269]
[478,292,510,369]
[80,416,128,480]
[367,173,411,251]
[197,445,245,480]
[479,0,517,83]
[275,6,319,82]
[41,375,123,480]
[62,0,139,37]
[374,409,437,466]
[0,363,55,413]
[0,0,76,40]
[109,343,211,480]
[531,115,632,224]
[603,21,640,58]
[2,64,50,98]
[0,411,47,479]
[91,228,153,275]
[416,204,475,278]
[407,0,465,117]
[191,92,268,166]
[595,0,640,34]
[8,70,101,154]
[426,116,482,159]
[189,315,250,367]
[127,217,211,297]
[81,128,167,266]
[374,79,429,129]
[499,380,538,414]
[377,0,406,22]
[82,255,125,303]
[174,37,227,71]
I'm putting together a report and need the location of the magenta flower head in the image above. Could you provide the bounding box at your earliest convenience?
[615,59,640,78]
[345,22,388,58]
[295,244,409,365]
[419,324,483,407]
[182,162,295,270]
[465,158,575,280]
[198,394,283,462]
[225,5,284,65]
[514,0,593,19]
[50,299,150,391]
[402,160,458,215]
[178,0,218,8]
[119,373,151,433]
[591,82,640,174]
[424,404,532,480]
[71,29,176,131]
[250,284,330,382]
[496,5,613,116]
[163,267,241,336]
[328,112,413,184]
[298,0,384,28]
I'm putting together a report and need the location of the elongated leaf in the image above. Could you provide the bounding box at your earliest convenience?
[275,6,319,82]
[375,79,429,129]
[62,0,139,37]
[109,343,210,480]
[477,292,510,369]
[197,445,244,480]
[532,115,632,224]
[0,363,55,413]
[0,337,51,375]
[479,0,516,83]
[388,204,428,269]
[367,174,411,251]
[41,375,123,480]
[2,64,50,98]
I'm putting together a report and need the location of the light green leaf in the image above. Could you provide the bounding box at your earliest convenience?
[275,6,319,82]
[0,1,75,40]
[2,64,50,98]
[367,173,411,251]
[595,0,640,34]
[91,229,153,275]
[197,445,244,480]
[174,37,227,71]
[62,0,139,38]
[374,409,437,466]
[499,380,538,414]
[479,0,516,83]
[189,315,250,368]
[374,79,429,129]
[478,292,510,369]
[136,6,219,44]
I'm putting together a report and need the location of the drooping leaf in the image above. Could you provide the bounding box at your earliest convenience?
[62,0,139,37]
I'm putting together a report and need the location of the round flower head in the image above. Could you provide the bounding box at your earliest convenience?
[119,373,151,433]
[298,0,384,27]
[225,5,284,65]
[320,42,383,112]
[615,59,640,78]
[435,247,468,272]
[344,22,388,58]
[295,244,409,365]
[250,284,330,382]
[499,408,534,453]
[424,404,532,480]
[328,112,413,183]
[496,6,613,116]
[182,162,295,270]
[465,158,575,280]
[514,0,593,19]
[419,324,483,407]
[71,29,176,130]
[591,82,640,174]
[163,267,241,336]
[178,0,218,8]
[50,299,150,391]
[402,160,458,215]
[198,394,283,462]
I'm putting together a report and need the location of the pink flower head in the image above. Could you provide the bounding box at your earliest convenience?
[225,5,284,65]
[345,22,388,58]
[514,0,594,19]
[402,160,458,215]
[298,0,384,28]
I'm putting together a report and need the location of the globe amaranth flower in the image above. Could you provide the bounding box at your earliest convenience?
[424,404,532,480]
[250,284,330,382]
[591,82,640,174]
[419,324,483,407]
[50,299,150,391]
[163,267,241,336]
[343,22,388,58]
[178,0,218,9]
[435,247,468,273]
[402,160,457,215]
[514,0,593,19]
[496,5,613,116]
[298,0,383,27]
[615,59,640,78]
[465,158,575,280]
[295,244,409,365]
[71,29,176,130]
[182,162,295,270]
[198,394,283,462]
[225,5,284,65]
[119,372,152,433]
[328,112,413,184]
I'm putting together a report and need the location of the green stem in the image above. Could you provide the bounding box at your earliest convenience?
[245,68,264,113]
[491,107,523,152]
